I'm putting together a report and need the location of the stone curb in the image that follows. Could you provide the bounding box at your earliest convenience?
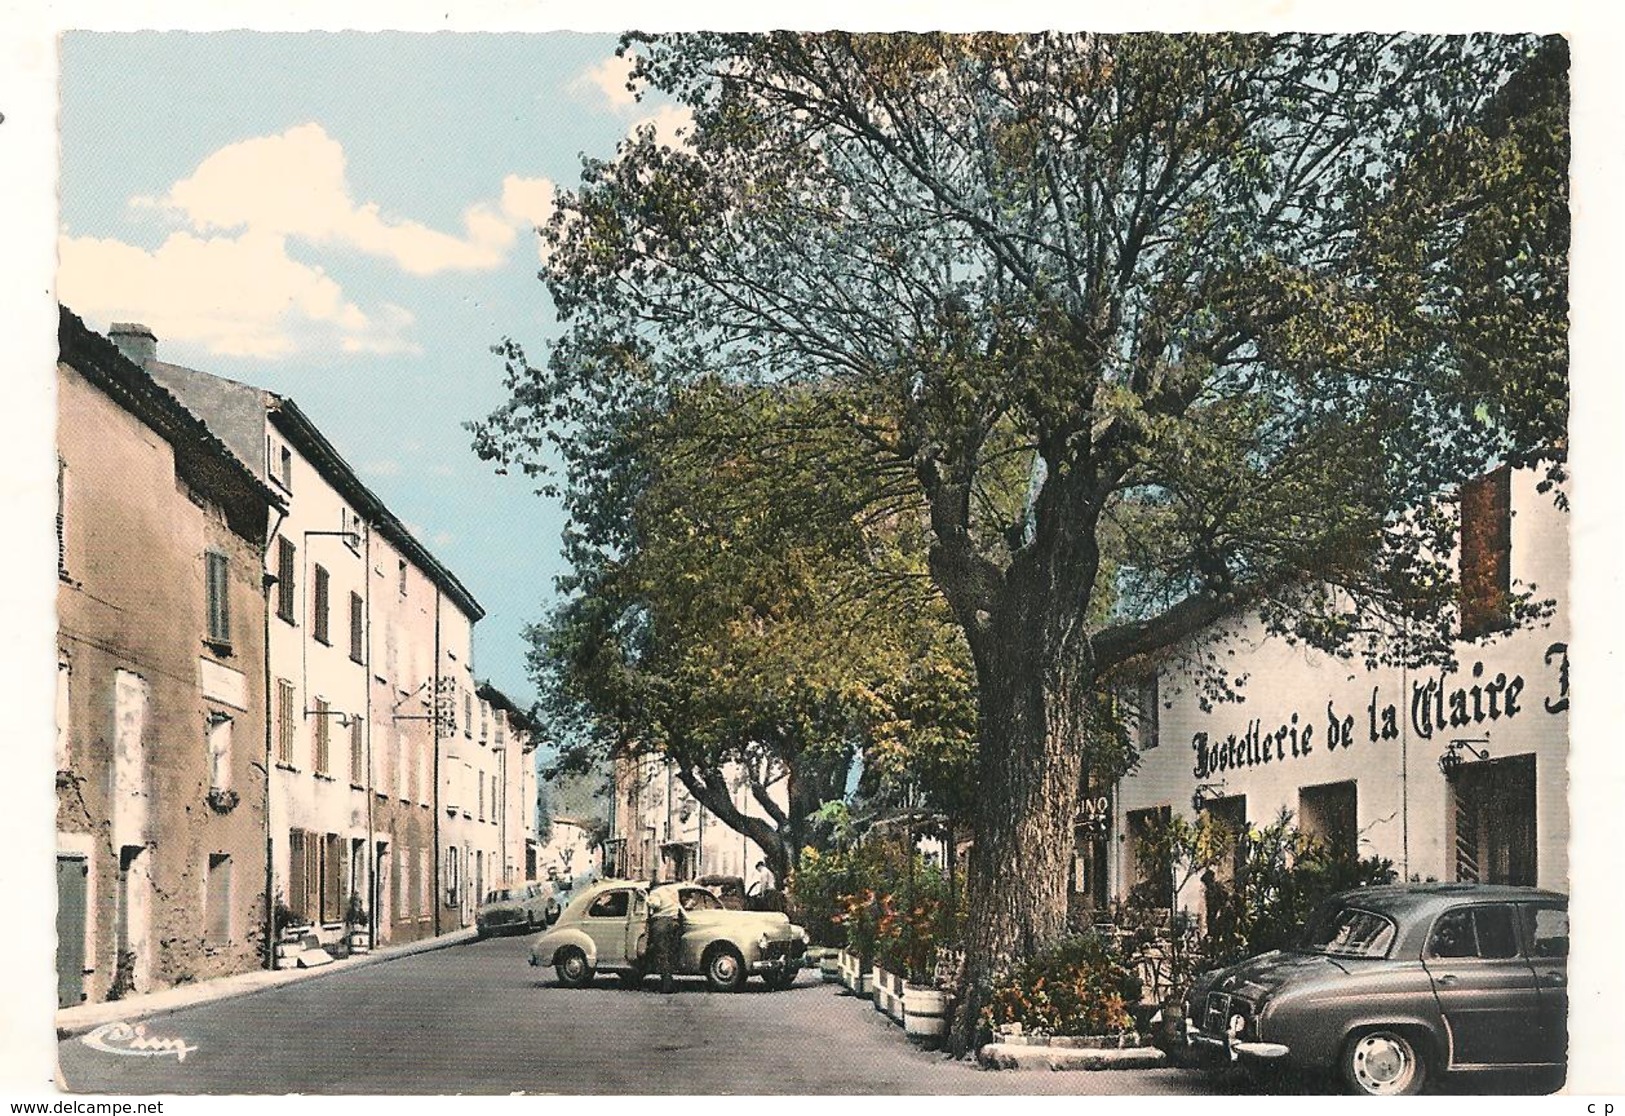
[54,928,480,1039]
[977,1043,1170,1071]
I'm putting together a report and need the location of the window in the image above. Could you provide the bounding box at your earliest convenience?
[205,854,232,944]
[313,698,331,775]
[492,773,500,823]
[275,678,296,766]
[343,509,363,553]
[480,701,489,743]
[1525,905,1569,959]
[397,559,408,597]
[1428,905,1521,960]
[1200,794,1249,884]
[313,564,331,645]
[446,847,461,907]
[680,888,723,912]
[268,437,292,490]
[1125,805,1173,909]
[1303,905,1397,959]
[349,716,365,786]
[1299,781,1359,860]
[349,592,364,663]
[322,832,344,924]
[1136,674,1159,749]
[1460,466,1512,640]
[587,890,629,919]
[289,829,319,923]
[464,691,473,738]
[1451,754,1537,886]
[478,771,485,821]
[275,538,297,624]
[207,715,232,791]
[205,551,231,647]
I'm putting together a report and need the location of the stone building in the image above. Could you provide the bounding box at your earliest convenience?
[477,682,542,890]
[56,308,285,1006]
[128,326,483,949]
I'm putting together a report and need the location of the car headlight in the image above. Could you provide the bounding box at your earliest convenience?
[1228,1014,1246,1039]
[757,933,771,952]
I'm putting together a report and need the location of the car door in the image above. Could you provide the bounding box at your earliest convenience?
[625,889,648,963]
[1423,903,1542,1066]
[1521,902,1569,1065]
[582,888,631,966]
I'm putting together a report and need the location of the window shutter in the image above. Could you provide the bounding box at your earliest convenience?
[276,538,296,623]
[288,830,308,922]
[205,551,230,645]
[313,565,330,644]
[349,592,364,663]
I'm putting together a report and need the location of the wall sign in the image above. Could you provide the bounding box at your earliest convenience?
[1192,643,1568,780]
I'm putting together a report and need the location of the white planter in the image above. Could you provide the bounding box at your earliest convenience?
[872,965,889,1011]
[904,984,950,1046]
[819,953,841,983]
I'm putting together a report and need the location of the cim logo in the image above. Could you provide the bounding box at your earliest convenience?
[81,1022,198,1063]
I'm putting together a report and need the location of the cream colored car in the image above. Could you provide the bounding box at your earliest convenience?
[528,879,809,991]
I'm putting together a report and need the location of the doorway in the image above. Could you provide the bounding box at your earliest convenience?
[1450,753,1537,885]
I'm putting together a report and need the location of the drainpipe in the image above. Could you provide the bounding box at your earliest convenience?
[260,504,286,971]
[363,522,375,947]
[432,588,442,937]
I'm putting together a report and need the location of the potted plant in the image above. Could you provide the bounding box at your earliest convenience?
[273,895,311,968]
[344,893,370,955]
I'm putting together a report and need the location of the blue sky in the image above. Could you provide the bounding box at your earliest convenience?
[57,31,692,707]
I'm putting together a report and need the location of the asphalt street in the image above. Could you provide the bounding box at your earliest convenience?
[56,932,1211,1096]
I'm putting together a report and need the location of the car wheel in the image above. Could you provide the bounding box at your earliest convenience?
[704,946,746,992]
[554,948,594,988]
[1341,1028,1429,1096]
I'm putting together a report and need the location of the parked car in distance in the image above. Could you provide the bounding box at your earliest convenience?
[476,882,561,937]
[1183,882,1567,1095]
[528,878,809,991]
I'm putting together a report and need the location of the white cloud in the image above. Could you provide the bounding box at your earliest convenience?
[627,104,696,153]
[58,229,418,359]
[363,459,403,477]
[136,124,552,277]
[60,124,558,358]
[575,53,641,111]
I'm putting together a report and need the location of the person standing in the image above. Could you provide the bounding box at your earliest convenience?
[646,883,682,994]
[746,860,777,912]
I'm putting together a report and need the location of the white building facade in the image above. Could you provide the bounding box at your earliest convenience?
[1103,466,1569,917]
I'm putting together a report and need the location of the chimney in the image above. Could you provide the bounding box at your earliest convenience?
[108,322,157,367]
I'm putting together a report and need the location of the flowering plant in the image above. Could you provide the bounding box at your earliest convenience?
[979,933,1139,1038]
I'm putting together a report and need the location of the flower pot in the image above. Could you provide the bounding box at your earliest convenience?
[819,953,841,983]
[903,984,949,1047]
[347,930,371,955]
[858,971,874,996]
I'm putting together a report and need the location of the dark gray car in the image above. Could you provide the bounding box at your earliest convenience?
[1183,882,1567,1095]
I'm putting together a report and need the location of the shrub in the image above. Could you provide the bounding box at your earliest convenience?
[980,932,1140,1038]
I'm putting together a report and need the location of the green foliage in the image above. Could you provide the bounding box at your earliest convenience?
[1202,812,1397,967]
[795,833,963,980]
[981,933,1141,1038]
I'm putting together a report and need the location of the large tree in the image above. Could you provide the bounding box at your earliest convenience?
[521,377,974,883]
[474,32,1567,1046]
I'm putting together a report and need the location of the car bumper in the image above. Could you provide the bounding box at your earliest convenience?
[1186,1026,1291,1062]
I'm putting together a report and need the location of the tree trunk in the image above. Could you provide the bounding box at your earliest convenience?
[949,620,1092,1055]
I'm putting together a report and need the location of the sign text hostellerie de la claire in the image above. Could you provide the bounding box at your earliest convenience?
[1191,642,1569,780]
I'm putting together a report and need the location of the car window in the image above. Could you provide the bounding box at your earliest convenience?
[1525,905,1569,958]
[680,888,723,911]
[1428,905,1520,960]
[485,889,512,904]
[586,890,629,919]
[1303,906,1396,958]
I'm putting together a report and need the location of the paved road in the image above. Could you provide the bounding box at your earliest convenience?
[56,933,1210,1095]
